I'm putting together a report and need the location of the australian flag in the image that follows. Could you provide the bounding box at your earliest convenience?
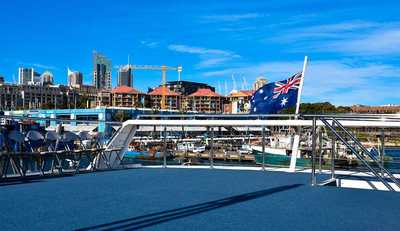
[250,72,302,114]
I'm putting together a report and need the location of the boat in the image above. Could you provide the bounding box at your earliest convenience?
[252,149,310,167]
[193,145,206,153]
[251,135,309,167]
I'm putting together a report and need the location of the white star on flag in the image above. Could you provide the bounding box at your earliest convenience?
[280,97,288,107]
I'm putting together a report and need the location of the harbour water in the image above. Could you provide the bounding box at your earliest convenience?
[122,147,400,173]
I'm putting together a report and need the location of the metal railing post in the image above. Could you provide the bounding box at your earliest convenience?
[311,116,317,186]
[331,120,336,180]
[262,126,266,171]
[318,128,323,173]
[163,126,167,168]
[380,128,385,177]
[210,127,214,169]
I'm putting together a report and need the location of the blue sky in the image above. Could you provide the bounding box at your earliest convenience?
[1,0,400,105]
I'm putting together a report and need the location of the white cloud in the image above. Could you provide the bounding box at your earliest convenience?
[168,44,238,56]
[168,44,240,68]
[270,21,380,42]
[140,40,159,48]
[326,28,400,55]
[202,60,400,105]
[270,21,400,56]
[201,13,264,22]
[18,62,58,70]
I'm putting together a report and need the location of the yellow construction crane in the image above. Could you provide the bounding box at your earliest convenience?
[120,64,182,109]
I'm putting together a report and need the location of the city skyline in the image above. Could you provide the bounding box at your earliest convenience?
[1,0,400,105]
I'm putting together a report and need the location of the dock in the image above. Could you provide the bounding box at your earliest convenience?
[174,151,255,161]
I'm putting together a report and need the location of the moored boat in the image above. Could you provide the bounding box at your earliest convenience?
[252,149,310,167]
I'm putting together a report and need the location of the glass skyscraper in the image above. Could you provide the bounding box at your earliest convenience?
[117,65,132,87]
[93,51,112,89]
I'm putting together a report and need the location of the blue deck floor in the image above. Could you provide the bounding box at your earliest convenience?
[0,168,399,230]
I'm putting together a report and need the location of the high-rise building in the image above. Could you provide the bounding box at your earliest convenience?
[41,71,54,86]
[117,65,132,87]
[18,67,41,85]
[93,51,112,90]
[32,71,41,85]
[252,76,267,90]
[18,68,33,85]
[68,68,83,88]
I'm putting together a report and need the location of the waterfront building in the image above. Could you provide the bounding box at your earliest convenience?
[74,84,98,108]
[93,51,112,90]
[41,71,54,86]
[163,80,215,96]
[0,83,73,110]
[68,68,83,88]
[252,76,267,90]
[0,82,102,110]
[184,88,224,113]
[351,104,400,114]
[97,90,112,107]
[226,90,254,114]
[111,85,144,108]
[117,65,133,87]
[18,67,41,85]
[147,86,181,110]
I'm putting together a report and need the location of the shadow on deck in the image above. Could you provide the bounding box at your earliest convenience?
[77,184,302,230]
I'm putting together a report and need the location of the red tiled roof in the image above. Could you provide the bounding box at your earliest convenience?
[112,85,141,94]
[189,88,221,97]
[148,86,180,96]
[240,90,255,96]
[230,90,255,97]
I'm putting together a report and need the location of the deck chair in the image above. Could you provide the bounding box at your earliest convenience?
[45,131,59,151]
[76,131,95,171]
[59,131,81,171]
[45,131,63,174]
[25,130,45,175]
[0,130,7,179]
[7,130,26,176]
[26,130,45,152]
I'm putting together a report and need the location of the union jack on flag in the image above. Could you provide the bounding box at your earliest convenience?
[273,72,302,99]
[250,72,303,114]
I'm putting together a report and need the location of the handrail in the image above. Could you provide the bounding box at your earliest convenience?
[331,118,400,188]
[320,118,394,191]
[0,115,123,125]
[137,113,400,120]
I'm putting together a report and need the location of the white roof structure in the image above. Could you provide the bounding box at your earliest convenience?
[122,119,400,128]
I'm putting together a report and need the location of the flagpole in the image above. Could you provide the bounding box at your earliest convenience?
[290,55,308,172]
[295,56,308,117]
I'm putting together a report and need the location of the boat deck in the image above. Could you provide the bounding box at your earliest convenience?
[0,168,399,230]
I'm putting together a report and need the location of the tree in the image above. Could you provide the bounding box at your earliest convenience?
[280,102,351,114]
[42,102,55,109]
[77,95,89,109]
[114,111,131,122]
